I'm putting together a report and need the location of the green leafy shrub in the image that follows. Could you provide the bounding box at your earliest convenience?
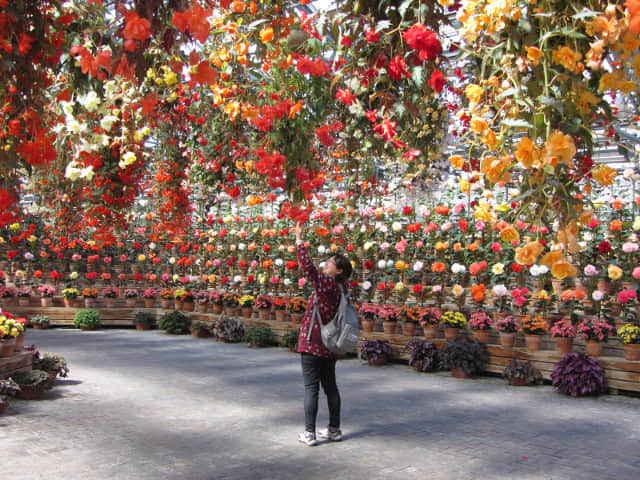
[214,318,245,343]
[281,328,300,351]
[245,326,275,347]
[158,310,191,334]
[31,314,51,325]
[73,309,101,330]
[133,311,155,326]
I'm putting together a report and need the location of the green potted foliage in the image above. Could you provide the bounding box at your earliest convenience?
[33,352,70,388]
[441,336,488,378]
[31,314,51,330]
[133,311,155,330]
[245,325,275,347]
[158,310,191,334]
[73,309,101,331]
[281,328,300,352]
[12,369,50,400]
[214,317,245,343]
[190,320,212,338]
[0,378,20,413]
[502,358,543,386]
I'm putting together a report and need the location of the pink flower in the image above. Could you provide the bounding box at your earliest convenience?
[395,239,408,254]
[332,225,345,235]
[441,221,452,232]
[475,221,485,231]
[213,259,221,267]
[415,240,424,248]
[119,254,127,262]
[250,260,258,268]
[633,266,640,280]
[584,264,598,276]
[161,273,170,282]
[103,256,112,264]
[298,278,306,288]
[453,203,465,213]
[491,242,502,252]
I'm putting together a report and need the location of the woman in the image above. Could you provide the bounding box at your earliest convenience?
[295,222,353,446]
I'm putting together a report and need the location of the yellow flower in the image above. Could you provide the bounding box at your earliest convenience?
[434,241,448,251]
[259,27,274,43]
[473,200,496,222]
[543,130,576,167]
[9,222,20,230]
[526,46,544,65]
[514,136,539,168]
[551,259,577,279]
[480,154,511,183]
[573,83,600,115]
[452,284,465,297]
[592,164,617,186]
[481,129,499,150]
[514,241,544,265]
[470,115,489,133]
[607,264,623,281]
[395,260,407,271]
[138,254,146,262]
[552,46,582,73]
[465,84,483,104]
[500,225,520,243]
[459,177,471,193]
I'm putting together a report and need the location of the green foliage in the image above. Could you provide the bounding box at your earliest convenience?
[133,311,155,326]
[158,310,190,334]
[31,314,51,325]
[281,328,300,351]
[33,353,69,378]
[214,318,245,343]
[245,326,275,347]
[73,309,101,330]
[12,369,49,387]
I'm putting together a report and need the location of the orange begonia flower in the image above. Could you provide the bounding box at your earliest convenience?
[551,259,577,279]
[499,225,520,244]
[514,241,544,265]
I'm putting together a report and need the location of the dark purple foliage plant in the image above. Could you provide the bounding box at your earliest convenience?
[551,353,608,397]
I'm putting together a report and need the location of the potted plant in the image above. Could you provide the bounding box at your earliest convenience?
[404,339,439,372]
[177,289,195,310]
[222,291,240,316]
[551,352,608,396]
[38,284,56,307]
[158,310,191,334]
[82,287,99,307]
[133,311,155,330]
[31,314,51,330]
[0,314,22,357]
[245,325,275,347]
[0,378,20,413]
[550,319,576,354]
[142,287,158,308]
[33,352,69,388]
[190,320,212,338]
[502,358,543,386]
[468,311,493,343]
[359,339,394,366]
[441,336,488,378]
[195,290,210,312]
[73,309,101,331]
[271,297,289,322]
[16,286,32,306]
[121,288,138,307]
[377,304,400,335]
[358,303,378,332]
[577,317,614,356]
[159,288,174,309]
[209,290,224,314]
[441,311,467,341]
[617,324,640,361]
[398,305,420,336]
[0,286,16,304]
[12,369,50,400]
[239,294,256,318]
[214,317,246,343]
[419,307,441,340]
[520,315,550,351]
[102,286,120,307]
[62,287,80,307]
[495,315,520,348]
[286,296,307,324]
[255,294,273,320]
[281,328,300,352]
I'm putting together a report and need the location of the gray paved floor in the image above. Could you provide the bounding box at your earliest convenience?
[2,329,640,480]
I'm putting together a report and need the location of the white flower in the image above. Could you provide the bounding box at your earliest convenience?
[377,259,387,269]
[624,168,635,179]
[380,242,390,251]
[148,242,156,250]
[419,205,430,217]
[634,217,640,231]
[362,281,372,291]
[592,290,604,302]
[413,261,424,272]
[172,274,180,281]
[169,256,176,264]
[82,91,101,112]
[70,271,79,279]
[23,252,34,261]
[441,221,453,232]
[492,284,507,297]
[119,151,137,169]
[283,278,291,286]
[491,263,504,275]
[623,242,639,253]
[386,260,394,269]
[233,275,242,283]
[363,241,374,251]
[275,258,283,266]
[391,221,402,232]
[451,263,466,274]
[318,245,326,254]
[238,243,246,251]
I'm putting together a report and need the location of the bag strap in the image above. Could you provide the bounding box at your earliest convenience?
[306,284,347,341]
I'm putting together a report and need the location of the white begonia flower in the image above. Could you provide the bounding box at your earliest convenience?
[492,284,507,297]
[362,281,372,291]
[413,261,424,272]
[318,245,326,254]
[82,91,101,112]
[360,225,367,233]
[624,168,634,179]
[95,133,110,146]
[66,118,85,134]
[61,101,74,116]
[275,258,283,266]
[233,275,242,283]
[169,256,176,264]
[386,260,394,269]
[633,217,640,231]
[172,274,180,282]
[70,271,79,280]
[283,278,291,286]
[348,100,364,117]
[65,161,82,181]
[238,243,246,250]
[363,241,374,251]
[80,166,95,180]
[451,263,466,274]
[100,115,117,131]
[592,290,604,302]
[377,259,387,269]
[378,224,388,234]
[391,221,402,232]
[492,263,504,275]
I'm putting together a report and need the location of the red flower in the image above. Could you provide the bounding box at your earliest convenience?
[366,28,380,43]
[413,284,423,294]
[402,23,442,61]
[388,55,410,81]
[598,241,611,253]
[123,11,151,41]
[364,260,373,270]
[428,70,445,92]
[511,263,523,273]
[377,282,386,291]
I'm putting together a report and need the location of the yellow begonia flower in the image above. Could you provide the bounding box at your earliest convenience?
[514,241,545,265]
[607,264,623,281]
[138,254,146,262]
[526,46,544,65]
[9,223,20,230]
[592,165,617,186]
[452,284,465,297]
[449,155,464,169]
[551,259,577,279]
[465,84,483,104]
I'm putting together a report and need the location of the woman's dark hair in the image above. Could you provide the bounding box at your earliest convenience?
[332,254,352,283]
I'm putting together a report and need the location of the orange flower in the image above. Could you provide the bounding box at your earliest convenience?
[315,227,330,237]
[466,240,480,251]
[540,251,563,267]
[262,260,273,269]
[499,225,520,244]
[514,136,540,168]
[453,242,463,252]
[434,205,450,215]
[449,155,464,169]
[591,164,617,186]
[470,284,486,302]
[574,289,586,301]
[514,241,544,265]
[259,27,274,43]
[480,154,511,183]
[543,130,576,167]
[469,263,481,275]
[551,259,577,279]
[610,219,623,232]
[431,262,446,273]
[230,0,246,13]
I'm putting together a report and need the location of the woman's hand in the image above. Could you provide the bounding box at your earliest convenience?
[295,222,303,244]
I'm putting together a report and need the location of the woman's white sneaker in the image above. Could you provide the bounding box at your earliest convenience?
[318,427,342,441]
[298,431,317,446]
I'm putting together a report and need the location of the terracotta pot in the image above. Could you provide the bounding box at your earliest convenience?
[382,321,397,335]
[104,298,116,308]
[499,332,516,348]
[402,322,417,337]
[622,343,640,361]
[225,306,238,317]
[40,297,53,307]
[508,377,528,386]
[241,307,254,319]
[585,340,604,356]
[555,337,574,355]
[16,383,45,400]
[212,304,223,315]
[135,323,152,331]
[191,328,210,338]
[368,354,388,366]
[444,327,460,342]
[361,318,375,333]
[274,309,287,322]
[144,298,155,308]
[0,338,16,358]
[14,333,25,352]
[32,323,47,330]
[196,303,208,313]
[18,297,30,306]
[84,298,96,308]
[0,401,7,414]
[258,309,270,321]
[161,299,172,309]
[524,334,543,351]
[290,312,303,324]
[451,367,471,378]
[182,301,195,312]
[473,330,490,343]
[174,300,184,310]
[63,297,77,308]
[46,370,58,388]
[423,325,438,340]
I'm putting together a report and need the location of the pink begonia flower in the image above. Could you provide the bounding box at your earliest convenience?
[415,240,424,248]
[72,253,82,261]
[618,289,637,303]
[103,256,112,264]
[623,242,639,253]
[425,222,438,233]
[380,242,391,251]
[431,285,442,292]
[511,239,519,247]
[161,273,170,282]
[491,242,502,252]
[250,260,258,268]
[584,264,598,276]
[298,278,306,288]
[270,277,280,284]
[419,205,431,217]
[332,225,345,235]
[453,203,465,214]
[119,254,127,262]
[395,239,408,254]
[213,259,221,267]
[181,277,189,284]
[538,226,549,234]
[152,256,161,264]
[633,266,640,280]
[592,290,604,301]
[476,221,485,231]
[441,221,453,232]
